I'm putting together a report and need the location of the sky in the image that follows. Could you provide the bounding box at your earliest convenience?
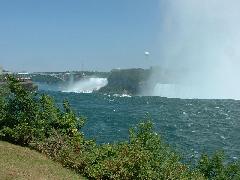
[0,0,161,72]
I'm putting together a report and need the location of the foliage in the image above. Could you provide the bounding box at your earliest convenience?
[82,120,204,179]
[33,121,204,179]
[196,151,240,179]
[0,75,84,145]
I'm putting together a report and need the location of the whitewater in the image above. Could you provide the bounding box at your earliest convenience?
[63,77,108,93]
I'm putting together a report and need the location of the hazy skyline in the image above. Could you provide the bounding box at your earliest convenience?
[0,0,161,72]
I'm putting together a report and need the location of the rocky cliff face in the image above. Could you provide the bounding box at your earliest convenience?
[98,68,151,95]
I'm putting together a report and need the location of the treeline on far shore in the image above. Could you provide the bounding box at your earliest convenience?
[0,76,240,179]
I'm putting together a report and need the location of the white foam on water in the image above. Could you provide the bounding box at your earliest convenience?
[113,94,132,98]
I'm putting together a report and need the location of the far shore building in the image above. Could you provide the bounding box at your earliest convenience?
[17,72,31,81]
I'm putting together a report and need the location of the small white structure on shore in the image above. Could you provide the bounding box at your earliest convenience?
[17,72,31,80]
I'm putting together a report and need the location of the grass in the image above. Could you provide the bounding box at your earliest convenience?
[0,141,85,180]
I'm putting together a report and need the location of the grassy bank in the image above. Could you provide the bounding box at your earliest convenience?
[0,141,84,180]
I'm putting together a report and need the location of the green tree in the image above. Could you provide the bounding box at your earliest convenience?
[0,76,84,145]
[197,152,240,179]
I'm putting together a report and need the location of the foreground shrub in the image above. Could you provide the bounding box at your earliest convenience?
[0,77,39,144]
[33,120,204,179]
[32,129,95,173]
[0,76,84,145]
[196,152,240,179]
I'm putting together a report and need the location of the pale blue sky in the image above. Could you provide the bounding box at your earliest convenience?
[0,0,162,72]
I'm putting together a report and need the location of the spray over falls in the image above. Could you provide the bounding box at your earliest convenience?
[145,0,240,99]
[64,78,108,93]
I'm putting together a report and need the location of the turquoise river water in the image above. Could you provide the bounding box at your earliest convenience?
[41,90,240,161]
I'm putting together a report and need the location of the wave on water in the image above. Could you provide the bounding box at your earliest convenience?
[63,78,108,93]
[113,94,132,98]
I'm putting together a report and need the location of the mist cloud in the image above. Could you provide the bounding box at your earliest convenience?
[148,0,240,99]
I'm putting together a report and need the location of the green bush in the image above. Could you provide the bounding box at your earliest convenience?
[196,152,240,179]
[0,76,39,144]
[32,130,95,173]
[0,76,84,145]
[83,121,199,179]
[33,120,204,179]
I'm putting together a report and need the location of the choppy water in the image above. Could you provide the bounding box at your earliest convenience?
[42,90,240,160]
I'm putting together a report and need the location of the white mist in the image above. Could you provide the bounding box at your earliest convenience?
[64,78,108,93]
[147,0,240,99]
